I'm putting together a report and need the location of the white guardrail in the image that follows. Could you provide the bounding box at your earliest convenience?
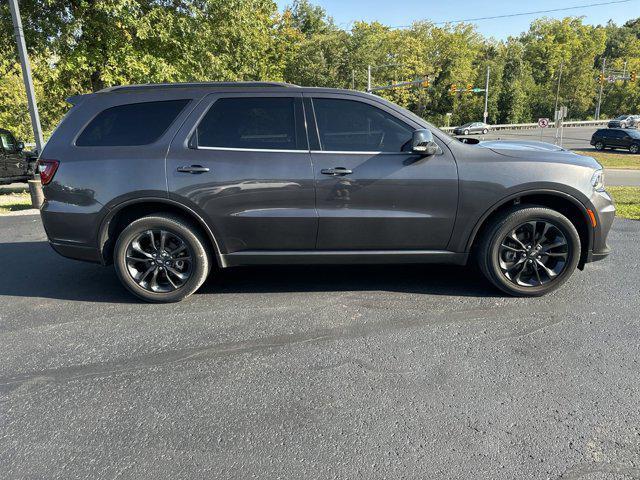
[440,120,609,133]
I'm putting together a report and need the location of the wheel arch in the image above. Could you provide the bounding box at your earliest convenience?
[467,190,593,269]
[98,198,225,268]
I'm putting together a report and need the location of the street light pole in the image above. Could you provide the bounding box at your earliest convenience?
[367,65,372,93]
[8,0,44,153]
[483,65,490,124]
[595,57,606,120]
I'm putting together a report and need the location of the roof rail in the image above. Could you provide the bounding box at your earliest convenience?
[98,81,299,93]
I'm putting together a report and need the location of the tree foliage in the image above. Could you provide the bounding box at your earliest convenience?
[1,0,639,142]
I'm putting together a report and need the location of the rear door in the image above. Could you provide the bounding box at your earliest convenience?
[166,92,317,253]
[306,94,458,250]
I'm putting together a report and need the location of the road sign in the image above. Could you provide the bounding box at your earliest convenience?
[538,118,550,128]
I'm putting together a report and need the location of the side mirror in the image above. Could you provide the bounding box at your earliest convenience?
[411,129,438,156]
[16,141,25,152]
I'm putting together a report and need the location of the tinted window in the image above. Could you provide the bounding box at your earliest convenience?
[628,129,640,139]
[76,99,189,146]
[312,98,413,152]
[196,97,304,150]
[0,131,17,153]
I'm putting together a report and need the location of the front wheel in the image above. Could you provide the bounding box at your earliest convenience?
[594,142,604,151]
[482,128,488,134]
[630,144,639,154]
[114,214,211,302]
[476,206,581,296]
[464,129,470,135]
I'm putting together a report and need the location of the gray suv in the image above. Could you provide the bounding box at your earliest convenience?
[38,82,614,302]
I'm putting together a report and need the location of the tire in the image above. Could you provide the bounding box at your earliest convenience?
[114,214,211,303]
[630,144,639,154]
[594,142,604,151]
[482,128,488,134]
[464,129,469,135]
[476,206,581,296]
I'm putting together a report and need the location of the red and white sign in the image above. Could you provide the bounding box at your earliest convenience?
[538,118,550,128]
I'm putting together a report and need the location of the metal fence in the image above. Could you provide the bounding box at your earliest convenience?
[440,120,609,133]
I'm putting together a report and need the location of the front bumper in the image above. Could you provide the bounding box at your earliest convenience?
[584,189,616,264]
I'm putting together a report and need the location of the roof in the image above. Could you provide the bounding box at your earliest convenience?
[97,81,299,93]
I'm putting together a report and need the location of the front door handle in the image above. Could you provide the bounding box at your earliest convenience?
[177,165,210,174]
[321,167,353,176]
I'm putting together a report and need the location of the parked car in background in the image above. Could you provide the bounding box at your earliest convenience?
[38,82,613,302]
[0,128,38,184]
[453,122,490,135]
[607,114,640,129]
[591,128,640,153]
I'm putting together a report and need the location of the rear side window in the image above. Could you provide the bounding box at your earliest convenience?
[76,99,190,146]
[196,97,306,150]
[312,98,413,152]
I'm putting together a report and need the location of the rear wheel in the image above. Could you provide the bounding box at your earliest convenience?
[464,129,470,135]
[114,214,211,302]
[630,144,639,154]
[476,206,581,296]
[594,141,604,151]
[482,128,488,134]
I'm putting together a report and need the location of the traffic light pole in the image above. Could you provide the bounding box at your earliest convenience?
[595,57,606,121]
[8,0,44,153]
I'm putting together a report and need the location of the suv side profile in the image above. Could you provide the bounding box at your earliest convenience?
[591,128,640,154]
[38,82,614,302]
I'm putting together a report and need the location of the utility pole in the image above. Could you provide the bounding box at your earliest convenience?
[483,65,490,124]
[8,0,44,153]
[554,61,564,144]
[595,57,606,120]
[352,70,355,90]
[367,65,372,93]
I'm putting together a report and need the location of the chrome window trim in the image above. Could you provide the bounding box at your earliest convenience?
[309,150,410,155]
[196,145,310,153]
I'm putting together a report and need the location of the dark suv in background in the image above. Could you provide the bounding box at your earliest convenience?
[1,128,37,184]
[591,128,640,153]
[37,82,614,302]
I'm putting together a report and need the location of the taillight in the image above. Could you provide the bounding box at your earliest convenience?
[37,159,59,185]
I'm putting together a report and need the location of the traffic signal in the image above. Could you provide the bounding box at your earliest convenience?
[599,73,605,83]
[421,79,429,88]
[450,84,457,95]
[466,83,473,93]
[631,71,637,82]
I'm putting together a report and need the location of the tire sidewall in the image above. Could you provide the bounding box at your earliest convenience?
[595,142,604,150]
[484,208,581,296]
[114,216,210,302]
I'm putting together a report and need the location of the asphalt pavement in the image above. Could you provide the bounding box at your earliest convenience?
[1,214,639,479]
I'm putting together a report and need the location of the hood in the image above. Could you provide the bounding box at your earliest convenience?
[473,139,601,169]
[477,140,566,152]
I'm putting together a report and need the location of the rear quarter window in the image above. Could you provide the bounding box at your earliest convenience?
[76,99,190,146]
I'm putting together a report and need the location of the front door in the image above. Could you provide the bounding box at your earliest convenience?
[306,94,458,250]
[0,131,23,178]
[166,93,317,254]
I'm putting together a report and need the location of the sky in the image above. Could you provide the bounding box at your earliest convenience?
[275,0,639,39]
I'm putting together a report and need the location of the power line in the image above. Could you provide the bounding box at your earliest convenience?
[389,0,634,29]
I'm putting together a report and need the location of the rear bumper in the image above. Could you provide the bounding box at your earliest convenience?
[49,240,102,264]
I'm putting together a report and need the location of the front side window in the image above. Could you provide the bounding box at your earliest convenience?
[196,97,304,150]
[0,132,17,153]
[312,98,413,152]
[76,99,190,146]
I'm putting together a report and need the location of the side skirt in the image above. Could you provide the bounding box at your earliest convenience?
[221,250,469,267]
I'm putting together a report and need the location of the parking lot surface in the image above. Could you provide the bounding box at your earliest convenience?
[1,214,639,479]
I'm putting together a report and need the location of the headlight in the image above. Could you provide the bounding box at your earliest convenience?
[591,169,605,192]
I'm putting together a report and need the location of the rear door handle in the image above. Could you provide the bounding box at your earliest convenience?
[177,165,210,174]
[321,167,352,176]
